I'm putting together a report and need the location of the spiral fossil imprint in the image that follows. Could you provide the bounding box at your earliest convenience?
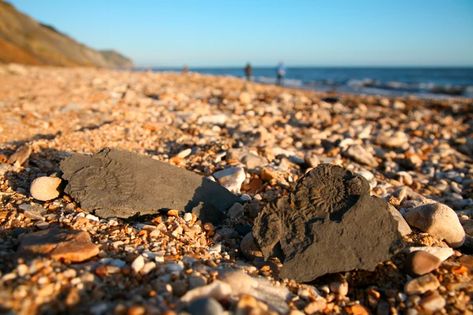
[67,159,136,207]
[60,148,240,219]
[252,163,403,282]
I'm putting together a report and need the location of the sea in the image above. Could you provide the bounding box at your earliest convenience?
[148,67,473,99]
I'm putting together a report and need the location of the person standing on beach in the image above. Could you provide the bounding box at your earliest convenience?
[276,62,286,86]
[244,63,253,81]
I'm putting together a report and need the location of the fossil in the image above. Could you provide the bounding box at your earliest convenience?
[60,148,240,220]
[253,164,406,282]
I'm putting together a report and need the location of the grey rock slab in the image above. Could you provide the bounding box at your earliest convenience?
[60,148,239,220]
[253,164,404,282]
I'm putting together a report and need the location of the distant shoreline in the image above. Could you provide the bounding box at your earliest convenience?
[136,66,473,100]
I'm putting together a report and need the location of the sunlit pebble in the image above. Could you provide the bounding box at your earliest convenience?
[131,256,145,273]
[183,212,193,222]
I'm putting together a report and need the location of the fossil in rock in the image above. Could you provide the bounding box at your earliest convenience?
[61,148,240,220]
[253,164,406,282]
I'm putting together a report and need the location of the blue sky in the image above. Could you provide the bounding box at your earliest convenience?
[9,0,473,67]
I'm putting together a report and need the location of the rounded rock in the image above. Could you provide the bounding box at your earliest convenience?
[406,251,441,276]
[404,273,440,295]
[404,203,465,247]
[406,246,454,262]
[188,297,224,315]
[30,176,62,201]
[419,291,446,313]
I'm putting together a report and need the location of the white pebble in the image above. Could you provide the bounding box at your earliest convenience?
[131,255,145,273]
[183,212,193,222]
[30,176,62,201]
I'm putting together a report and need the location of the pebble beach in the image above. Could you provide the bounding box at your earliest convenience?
[0,64,472,314]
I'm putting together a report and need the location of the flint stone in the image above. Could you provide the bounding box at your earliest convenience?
[252,164,404,282]
[7,145,32,166]
[406,251,441,276]
[342,144,378,167]
[60,148,239,220]
[18,227,99,262]
[404,202,465,247]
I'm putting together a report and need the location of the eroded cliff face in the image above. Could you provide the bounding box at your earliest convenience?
[0,1,132,68]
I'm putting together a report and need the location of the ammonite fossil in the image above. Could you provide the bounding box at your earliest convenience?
[60,148,240,219]
[290,164,370,222]
[252,164,405,282]
[66,158,136,209]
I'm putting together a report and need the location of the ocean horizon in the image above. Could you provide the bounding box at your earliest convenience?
[143,66,473,98]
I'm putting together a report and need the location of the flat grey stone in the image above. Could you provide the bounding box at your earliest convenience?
[60,148,239,220]
[253,164,404,282]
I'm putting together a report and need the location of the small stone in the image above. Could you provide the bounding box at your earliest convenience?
[176,148,192,158]
[304,152,320,168]
[459,255,473,269]
[7,145,32,166]
[172,279,189,296]
[241,152,267,169]
[197,114,227,125]
[404,274,440,295]
[166,262,184,272]
[406,246,454,262]
[397,171,413,186]
[343,144,378,167]
[188,297,224,315]
[127,305,146,315]
[221,271,290,314]
[181,281,232,303]
[376,131,408,148]
[18,227,99,262]
[304,300,327,314]
[188,275,207,289]
[141,261,156,275]
[30,176,62,201]
[227,203,244,219]
[183,212,193,222]
[239,92,252,104]
[419,291,446,313]
[348,304,370,315]
[213,167,246,194]
[406,251,441,276]
[240,232,263,260]
[236,294,268,313]
[404,203,465,247]
[329,280,348,296]
[393,100,406,109]
[131,255,145,273]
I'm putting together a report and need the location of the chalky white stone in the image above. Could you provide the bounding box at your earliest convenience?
[213,167,246,194]
[30,176,62,201]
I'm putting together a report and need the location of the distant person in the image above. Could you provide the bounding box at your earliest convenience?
[276,62,286,86]
[182,64,189,74]
[244,63,253,81]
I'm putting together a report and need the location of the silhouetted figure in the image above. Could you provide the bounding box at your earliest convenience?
[244,63,253,81]
[182,64,189,74]
[276,62,286,86]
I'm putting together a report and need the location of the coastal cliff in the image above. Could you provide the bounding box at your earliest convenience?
[0,1,132,68]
